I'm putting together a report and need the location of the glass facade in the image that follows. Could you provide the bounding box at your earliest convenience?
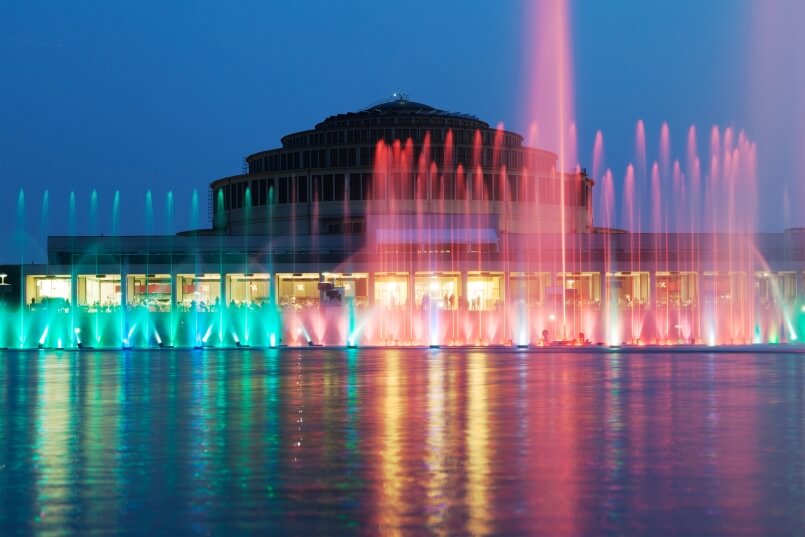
[656,272,698,306]
[127,274,172,311]
[176,274,221,311]
[606,272,650,308]
[276,273,320,309]
[414,272,460,310]
[556,272,601,305]
[509,272,552,305]
[226,273,270,307]
[374,273,408,308]
[467,272,504,311]
[26,275,71,310]
[77,275,121,309]
[322,272,369,307]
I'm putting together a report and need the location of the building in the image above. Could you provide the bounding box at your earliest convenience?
[2,96,804,349]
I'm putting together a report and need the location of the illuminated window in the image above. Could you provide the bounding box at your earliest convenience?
[754,272,797,305]
[226,273,270,307]
[702,272,747,305]
[656,272,698,306]
[127,274,172,312]
[606,272,649,308]
[78,274,121,309]
[555,272,601,305]
[374,272,409,308]
[323,272,369,307]
[276,273,320,309]
[467,271,504,310]
[414,272,460,310]
[177,274,221,311]
[509,272,552,305]
[26,275,71,309]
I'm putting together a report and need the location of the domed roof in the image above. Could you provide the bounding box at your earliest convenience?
[368,95,435,112]
[315,94,487,128]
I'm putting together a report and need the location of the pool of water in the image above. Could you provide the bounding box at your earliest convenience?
[1,348,803,536]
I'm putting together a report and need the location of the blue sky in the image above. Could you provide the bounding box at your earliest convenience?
[1,0,800,262]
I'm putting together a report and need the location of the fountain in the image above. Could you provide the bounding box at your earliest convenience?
[1,2,802,351]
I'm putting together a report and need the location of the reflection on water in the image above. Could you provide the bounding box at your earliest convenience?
[1,349,804,536]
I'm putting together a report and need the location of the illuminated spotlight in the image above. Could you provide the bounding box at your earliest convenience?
[201,325,213,344]
[347,336,357,348]
[154,330,162,345]
[124,324,137,348]
[269,333,277,348]
[548,313,556,321]
[38,326,50,347]
[233,333,250,348]
[56,338,63,350]
[801,305,805,313]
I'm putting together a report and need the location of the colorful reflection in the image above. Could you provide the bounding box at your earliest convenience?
[0,349,803,535]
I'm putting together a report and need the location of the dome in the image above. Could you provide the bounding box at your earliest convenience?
[315,94,486,128]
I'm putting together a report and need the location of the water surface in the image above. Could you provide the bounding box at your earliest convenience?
[1,349,803,536]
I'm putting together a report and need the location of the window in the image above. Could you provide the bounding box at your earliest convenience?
[349,173,362,201]
[374,273,409,308]
[443,173,455,200]
[177,274,220,310]
[297,176,308,203]
[312,175,322,202]
[227,273,270,307]
[414,272,460,310]
[362,173,373,200]
[267,178,275,204]
[656,272,698,306]
[278,177,288,204]
[78,274,121,308]
[126,274,171,312]
[556,272,602,305]
[322,272,369,308]
[467,272,504,311]
[509,272,551,305]
[334,174,345,201]
[373,172,386,200]
[276,273,320,309]
[26,275,71,309]
[606,272,649,308]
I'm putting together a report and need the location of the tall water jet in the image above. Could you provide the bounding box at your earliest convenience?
[68,191,76,236]
[112,191,121,235]
[191,189,200,230]
[90,189,99,236]
[16,189,25,347]
[40,190,49,255]
[143,190,153,236]
[166,191,174,234]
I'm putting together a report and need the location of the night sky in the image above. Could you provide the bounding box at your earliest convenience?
[1,1,802,262]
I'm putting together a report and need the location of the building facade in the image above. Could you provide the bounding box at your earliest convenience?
[1,97,804,349]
